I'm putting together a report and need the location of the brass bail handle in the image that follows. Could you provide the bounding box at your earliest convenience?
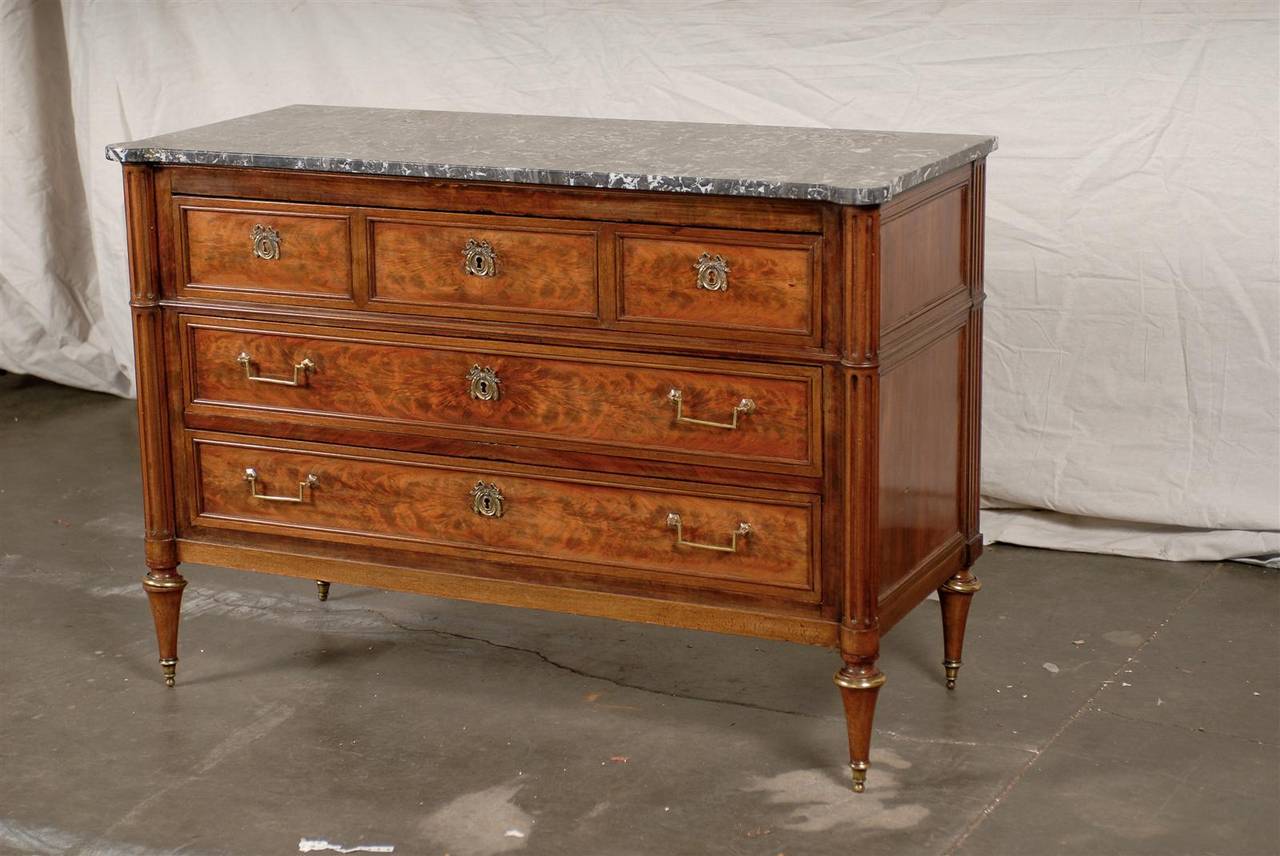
[668,389,755,430]
[666,513,752,553]
[237,352,315,387]
[244,468,318,503]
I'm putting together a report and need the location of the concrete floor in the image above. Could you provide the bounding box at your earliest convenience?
[1,372,1277,856]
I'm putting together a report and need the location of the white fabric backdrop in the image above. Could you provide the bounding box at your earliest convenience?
[2,0,1277,560]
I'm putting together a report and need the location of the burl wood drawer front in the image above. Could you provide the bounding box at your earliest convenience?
[190,436,818,597]
[369,212,598,320]
[176,198,354,302]
[184,318,819,472]
[617,227,821,342]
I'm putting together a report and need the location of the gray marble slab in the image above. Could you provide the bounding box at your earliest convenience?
[107,105,996,205]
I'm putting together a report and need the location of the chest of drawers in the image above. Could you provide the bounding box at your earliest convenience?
[109,106,995,792]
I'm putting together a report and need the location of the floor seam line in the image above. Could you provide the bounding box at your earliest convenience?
[1091,705,1279,747]
[939,562,1223,855]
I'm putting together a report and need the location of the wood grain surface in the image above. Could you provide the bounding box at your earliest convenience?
[880,180,969,331]
[184,317,818,469]
[370,213,598,318]
[617,226,819,341]
[179,198,353,298]
[192,435,817,595]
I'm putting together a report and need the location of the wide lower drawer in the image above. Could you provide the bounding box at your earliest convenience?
[187,434,819,599]
[181,316,820,472]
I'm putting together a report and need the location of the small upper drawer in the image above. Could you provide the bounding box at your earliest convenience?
[617,227,821,343]
[368,212,598,322]
[175,198,355,302]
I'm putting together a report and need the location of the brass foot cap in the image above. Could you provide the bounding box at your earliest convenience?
[850,761,869,793]
[160,658,177,688]
[944,660,961,690]
[941,574,982,595]
[316,580,330,602]
[142,573,188,593]
[833,666,887,691]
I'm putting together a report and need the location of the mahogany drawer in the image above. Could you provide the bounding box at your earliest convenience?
[175,197,355,303]
[188,434,819,599]
[368,212,598,321]
[616,226,821,343]
[181,317,820,473]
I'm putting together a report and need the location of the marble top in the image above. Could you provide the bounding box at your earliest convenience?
[106,105,996,205]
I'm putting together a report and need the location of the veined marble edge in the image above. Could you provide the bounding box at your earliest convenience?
[104,138,996,205]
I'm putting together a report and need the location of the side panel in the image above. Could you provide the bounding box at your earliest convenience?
[872,163,984,630]
[879,180,969,331]
[877,329,964,597]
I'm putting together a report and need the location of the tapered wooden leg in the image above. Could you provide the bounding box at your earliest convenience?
[939,569,982,689]
[834,661,886,793]
[142,570,187,687]
[316,580,330,602]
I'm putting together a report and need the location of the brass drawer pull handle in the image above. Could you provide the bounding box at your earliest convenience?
[244,468,318,503]
[463,238,497,277]
[694,252,729,291]
[668,389,755,430]
[470,481,505,518]
[666,513,751,553]
[237,352,315,387]
[467,365,501,401]
[250,224,281,260]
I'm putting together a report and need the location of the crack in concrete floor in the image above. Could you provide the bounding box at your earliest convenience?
[369,608,836,721]
[77,571,842,722]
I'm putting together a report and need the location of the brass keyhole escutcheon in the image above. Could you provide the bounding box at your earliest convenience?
[470,481,505,518]
[467,365,501,401]
[694,252,729,291]
[462,239,497,277]
[251,224,281,260]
